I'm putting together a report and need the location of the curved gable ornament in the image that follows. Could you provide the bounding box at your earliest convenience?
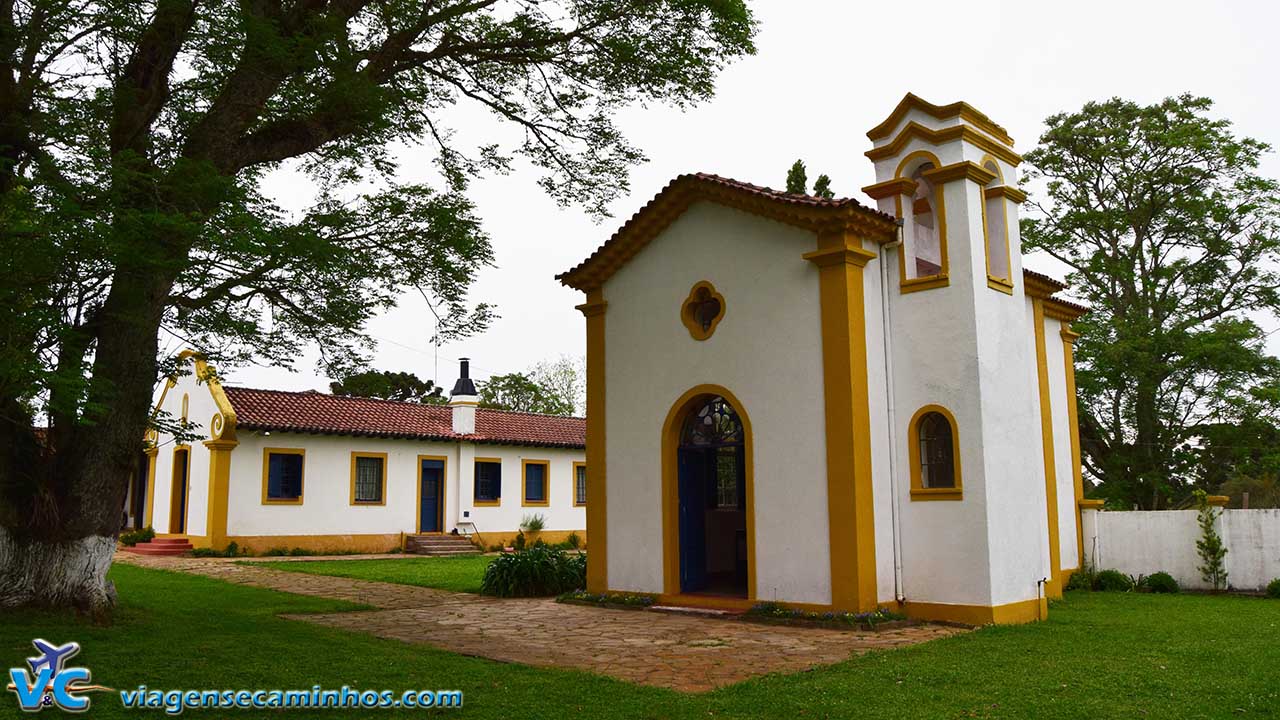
[681,281,726,341]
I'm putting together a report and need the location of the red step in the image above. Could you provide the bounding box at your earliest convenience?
[122,537,194,556]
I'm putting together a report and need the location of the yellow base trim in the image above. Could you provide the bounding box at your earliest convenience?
[225,534,403,555]
[472,529,587,551]
[901,598,1046,625]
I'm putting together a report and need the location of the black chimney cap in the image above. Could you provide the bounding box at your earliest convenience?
[451,358,477,396]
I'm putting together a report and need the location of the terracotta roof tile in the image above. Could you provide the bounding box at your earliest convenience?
[223,387,585,448]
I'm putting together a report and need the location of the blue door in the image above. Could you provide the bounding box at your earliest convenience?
[678,448,709,592]
[420,459,444,533]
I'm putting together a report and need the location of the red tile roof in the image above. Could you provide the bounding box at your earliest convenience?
[223,387,585,448]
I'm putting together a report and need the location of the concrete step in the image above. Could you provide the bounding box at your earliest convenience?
[149,537,193,546]
[404,535,480,556]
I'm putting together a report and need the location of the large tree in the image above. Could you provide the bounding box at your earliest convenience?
[330,370,446,404]
[0,0,756,614]
[1021,95,1280,509]
[478,371,574,416]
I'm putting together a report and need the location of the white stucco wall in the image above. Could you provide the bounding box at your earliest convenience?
[867,124,1058,610]
[602,201,833,604]
[1085,509,1280,591]
[150,372,220,536]
[151,371,585,544]
[227,432,585,538]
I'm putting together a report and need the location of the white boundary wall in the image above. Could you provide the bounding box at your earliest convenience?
[1084,509,1280,591]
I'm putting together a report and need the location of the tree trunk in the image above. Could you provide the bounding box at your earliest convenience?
[0,528,118,618]
[0,257,175,616]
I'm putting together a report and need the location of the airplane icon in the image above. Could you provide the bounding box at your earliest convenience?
[27,639,80,676]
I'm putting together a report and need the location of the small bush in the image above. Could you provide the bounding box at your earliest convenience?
[119,526,156,547]
[1066,569,1095,591]
[262,547,288,557]
[512,531,526,551]
[1267,578,1280,599]
[480,546,586,598]
[1142,571,1179,594]
[520,513,546,533]
[190,547,220,558]
[566,532,581,549]
[1095,569,1134,592]
[288,547,312,557]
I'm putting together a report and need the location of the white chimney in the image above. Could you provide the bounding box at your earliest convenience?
[450,358,478,435]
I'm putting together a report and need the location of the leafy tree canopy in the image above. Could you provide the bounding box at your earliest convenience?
[0,0,757,611]
[330,370,446,404]
[785,159,807,194]
[1021,94,1280,509]
[478,372,575,416]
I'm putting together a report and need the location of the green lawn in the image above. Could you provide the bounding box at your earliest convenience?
[248,555,494,594]
[2,565,1278,718]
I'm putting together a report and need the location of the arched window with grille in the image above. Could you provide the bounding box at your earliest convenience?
[908,405,962,500]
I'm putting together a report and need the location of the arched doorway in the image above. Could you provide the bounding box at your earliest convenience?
[665,391,752,598]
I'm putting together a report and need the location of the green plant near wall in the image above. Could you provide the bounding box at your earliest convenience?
[520,514,546,533]
[1194,490,1229,591]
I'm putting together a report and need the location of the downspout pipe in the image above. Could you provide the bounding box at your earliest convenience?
[882,221,906,602]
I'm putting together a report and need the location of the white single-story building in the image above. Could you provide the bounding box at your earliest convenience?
[557,93,1089,624]
[137,356,586,554]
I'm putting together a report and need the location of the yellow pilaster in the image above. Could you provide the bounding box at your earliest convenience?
[803,233,879,612]
[578,288,609,593]
[204,438,238,551]
[1033,299,1063,597]
[142,447,159,529]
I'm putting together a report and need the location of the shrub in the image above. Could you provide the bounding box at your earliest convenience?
[480,546,586,598]
[566,532,581,549]
[1066,569,1095,591]
[1267,578,1280,599]
[262,547,289,557]
[1142,571,1179,594]
[288,547,312,557]
[119,526,155,547]
[512,531,526,551]
[1194,489,1229,591]
[520,513,546,533]
[1095,569,1134,592]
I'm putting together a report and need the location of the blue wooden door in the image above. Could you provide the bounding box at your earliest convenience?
[678,449,708,592]
[420,459,444,533]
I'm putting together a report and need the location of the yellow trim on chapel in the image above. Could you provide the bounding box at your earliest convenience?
[1032,299,1063,597]
[579,288,608,593]
[907,404,963,501]
[521,458,551,507]
[142,446,159,528]
[680,280,726,341]
[867,93,1016,147]
[804,230,879,612]
[661,384,757,601]
[261,447,305,505]
[349,451,389,506]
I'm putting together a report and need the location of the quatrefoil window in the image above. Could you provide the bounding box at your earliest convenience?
[681,281,726,341]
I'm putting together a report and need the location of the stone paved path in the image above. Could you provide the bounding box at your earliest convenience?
[116,552,966,692]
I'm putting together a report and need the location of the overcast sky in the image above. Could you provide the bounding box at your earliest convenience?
[213,0,1280,396]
